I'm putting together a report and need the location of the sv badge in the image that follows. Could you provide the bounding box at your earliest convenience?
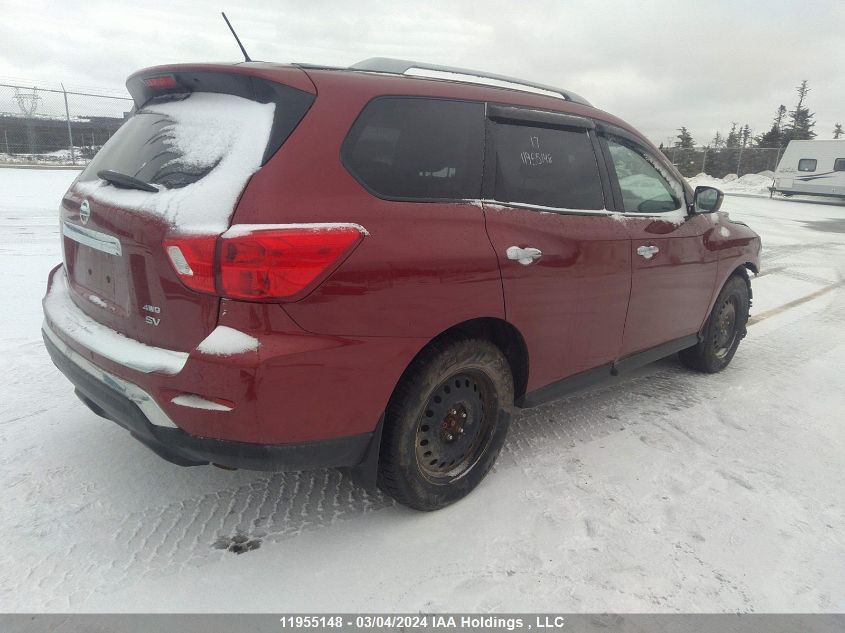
[143,304,161,326]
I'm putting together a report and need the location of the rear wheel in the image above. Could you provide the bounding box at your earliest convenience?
[378,339,513,511]
[680,274,750,373]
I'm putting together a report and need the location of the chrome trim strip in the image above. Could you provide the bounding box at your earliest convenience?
[43,321,178,429]
[62,221,123,256]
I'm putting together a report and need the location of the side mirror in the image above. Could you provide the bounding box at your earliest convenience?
[693,185,723,213]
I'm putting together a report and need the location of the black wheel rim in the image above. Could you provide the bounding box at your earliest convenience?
[415,370,496,483]
[713,296,738,359]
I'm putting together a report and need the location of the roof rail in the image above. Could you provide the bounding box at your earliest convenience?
[349,57,592,107]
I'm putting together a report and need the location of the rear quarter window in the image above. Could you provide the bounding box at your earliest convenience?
[341,97,484,201]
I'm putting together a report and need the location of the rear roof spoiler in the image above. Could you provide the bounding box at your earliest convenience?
[126,67,315,165]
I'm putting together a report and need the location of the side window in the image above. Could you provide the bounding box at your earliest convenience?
[605,137,683,213]
[341,97,484,200]
[833,158,845,172]
[798,158,817,172]
[491,123,604,210]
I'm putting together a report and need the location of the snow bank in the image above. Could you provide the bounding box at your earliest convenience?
[43,272,189,375]
[687,171,774,197]
[76,93,275,234]
[196,326,259,356]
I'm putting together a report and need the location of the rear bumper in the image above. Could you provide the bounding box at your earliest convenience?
[42,326,372,471]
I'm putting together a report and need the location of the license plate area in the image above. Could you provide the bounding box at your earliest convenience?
[73,247,121,304]
[62,220,129,312]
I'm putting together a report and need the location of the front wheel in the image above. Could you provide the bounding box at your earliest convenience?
[680,274,750,373]
[377,339,513,511]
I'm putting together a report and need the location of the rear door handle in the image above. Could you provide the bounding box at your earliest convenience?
[506,246,542,265]
[636,245,659,259]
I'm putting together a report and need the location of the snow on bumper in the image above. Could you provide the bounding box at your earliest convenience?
[42,265,421,446]
[43,270,189,375]
[42,322,179,429]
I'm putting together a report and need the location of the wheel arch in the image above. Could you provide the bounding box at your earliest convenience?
[426,317,529,402]
[348,317,529,490]
[737,263,754,301]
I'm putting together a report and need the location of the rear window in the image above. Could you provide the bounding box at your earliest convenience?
[80,92,277,189]
[342,97,484,200]
[491,123,604,209]
[798,158,817,172]
[834,158,845,172]
[75,92,282,233]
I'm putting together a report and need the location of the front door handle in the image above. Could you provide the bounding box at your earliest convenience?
[506,246,542,265]
[636,245,660,260]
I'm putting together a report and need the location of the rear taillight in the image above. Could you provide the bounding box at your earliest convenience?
[164,224,366,302]
[164,235,217,293]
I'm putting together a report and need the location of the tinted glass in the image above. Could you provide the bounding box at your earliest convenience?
[492,124,604,209]
[606,138,682,213]
[80,107,211,189]
[798,158,817,172]
[342,98,484,200]
[79,91,291,190]
[834,158,845,172]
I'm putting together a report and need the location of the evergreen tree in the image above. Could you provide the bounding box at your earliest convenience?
[710,131,724,148]
[726,123,740,148]
[674,127,695,148]
[783,80,816,142]
[740,124,752,147]
[834,123,843,139]
[775,104,787,130]
[756,105,787,148]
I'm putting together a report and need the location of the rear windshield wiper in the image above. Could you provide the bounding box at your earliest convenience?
[97,169,159,193]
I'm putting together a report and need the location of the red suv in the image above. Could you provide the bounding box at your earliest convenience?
[42,58,760,510]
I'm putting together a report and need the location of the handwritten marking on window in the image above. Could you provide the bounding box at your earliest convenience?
[521,135,552,166]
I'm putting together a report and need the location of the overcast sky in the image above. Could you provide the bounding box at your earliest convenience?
[1,0,842,145]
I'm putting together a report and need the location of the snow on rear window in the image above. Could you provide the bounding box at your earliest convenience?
[76,92,275,234]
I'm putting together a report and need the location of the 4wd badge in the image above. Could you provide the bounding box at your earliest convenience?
[143,304,161,326]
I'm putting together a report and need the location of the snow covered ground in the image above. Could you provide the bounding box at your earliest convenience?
[1,168,844,612]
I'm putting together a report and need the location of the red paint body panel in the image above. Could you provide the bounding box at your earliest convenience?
[482,206,631,389]
[622,214,720,355]
[45,265,422,444]
[42,61,762,457]
[60,190,220,350]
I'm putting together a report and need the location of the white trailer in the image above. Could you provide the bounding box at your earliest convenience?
[772,140,845,199]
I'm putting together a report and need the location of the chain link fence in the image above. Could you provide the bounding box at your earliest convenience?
[0,82,133,167]
[0,82,790,182]
[660,145,787,179]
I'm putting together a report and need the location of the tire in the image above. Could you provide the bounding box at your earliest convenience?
[680,274,750,373]
[377,338,513,511]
